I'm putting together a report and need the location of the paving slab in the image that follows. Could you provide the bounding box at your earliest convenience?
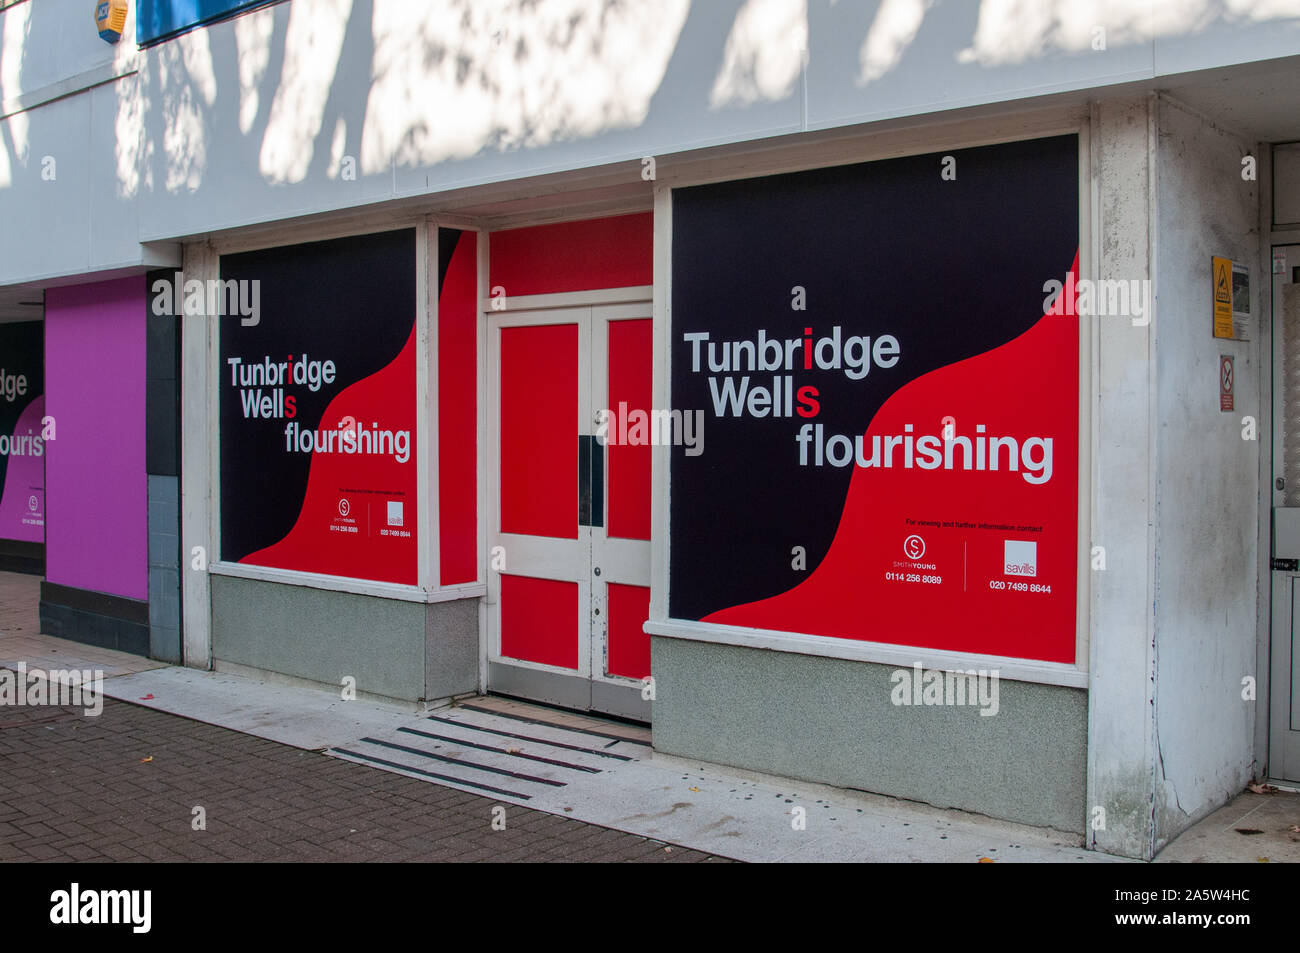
[99,667,429,751]
[328,699,1120,863]
[1155,788,1300,863]
[0,571,166,679]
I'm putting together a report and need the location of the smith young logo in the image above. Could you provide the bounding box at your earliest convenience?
[50,884,151,933]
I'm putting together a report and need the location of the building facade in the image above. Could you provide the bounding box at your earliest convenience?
[2,0,1300,860]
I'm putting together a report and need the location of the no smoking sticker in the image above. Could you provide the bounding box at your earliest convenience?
[1220,355,1234,412]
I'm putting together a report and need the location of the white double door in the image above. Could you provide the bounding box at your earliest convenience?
[485,303,653,720]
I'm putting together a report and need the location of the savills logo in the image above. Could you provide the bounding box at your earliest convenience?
[1003,540,1037,577]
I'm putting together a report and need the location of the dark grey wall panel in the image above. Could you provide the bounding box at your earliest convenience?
[39,581,149,656]
[147,475,182,663]
[145,269,180,479]
[0,538,44,575]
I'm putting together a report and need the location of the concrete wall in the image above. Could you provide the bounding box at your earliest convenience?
[210,573,478,704]
[5,1,1300,287]
[652,638,1088,832]
[0,0,143,282]
[1149,95,1260,851]
[1086,96,1159,860]
[1082,94,1263,859]
[425,597,480,702]
[0,0,132,100]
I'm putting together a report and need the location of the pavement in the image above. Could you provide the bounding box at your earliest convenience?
[98,666,1110,862]
[1153,787,1300,863]
[0,697,723,862]
[3,569,1298,862]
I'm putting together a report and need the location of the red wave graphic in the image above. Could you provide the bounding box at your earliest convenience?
[704,253,1081,663]
[239,326,418,585]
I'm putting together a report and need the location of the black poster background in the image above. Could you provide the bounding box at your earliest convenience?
[219,229,415,563]
[438,227,463,290]
[0,320,44,506]
[669,135,1078,621]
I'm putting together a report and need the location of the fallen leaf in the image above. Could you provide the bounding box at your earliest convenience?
[140,756,153,763]
[506,747,521,754]
[1257,856,1270,863]
[689,786,700,792]
[1247,782,1279,795]
[140,694,154,701]
[664,847,673,853]
[978,857,995,863]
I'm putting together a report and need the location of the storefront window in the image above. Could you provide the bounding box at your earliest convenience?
[216,228,418,585]
[669,135,1081,664]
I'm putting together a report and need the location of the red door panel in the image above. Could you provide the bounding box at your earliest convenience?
[607,582,651,679]
[501,573,580,670]
[606,318,652,541]
[500,323,578,538]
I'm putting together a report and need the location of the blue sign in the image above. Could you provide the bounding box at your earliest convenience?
[137,0,273,45]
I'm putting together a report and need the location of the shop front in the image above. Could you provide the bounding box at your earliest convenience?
[177,121,1090,826]
[650,129,1090,834]
[168,99,1275,857]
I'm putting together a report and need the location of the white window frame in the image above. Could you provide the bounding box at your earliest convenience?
[198,214,486,605]
[645,109,1093,690]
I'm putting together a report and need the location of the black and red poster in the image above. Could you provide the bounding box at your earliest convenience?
[669,135,1079,663]
[0,320,44,543]
[219,229,417,585]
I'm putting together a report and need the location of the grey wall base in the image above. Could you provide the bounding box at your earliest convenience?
[651,636,1087,833]
[210,574,479,704]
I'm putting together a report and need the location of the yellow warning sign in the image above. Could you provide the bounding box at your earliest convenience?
[1213,256,1234,339]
